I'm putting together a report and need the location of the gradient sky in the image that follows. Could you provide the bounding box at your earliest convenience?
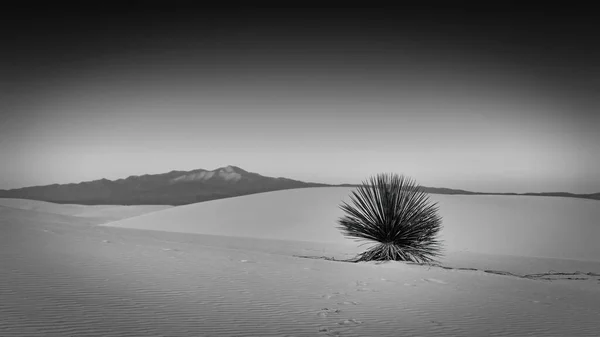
[1,5,599,193]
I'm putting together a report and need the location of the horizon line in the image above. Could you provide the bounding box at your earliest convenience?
[0,164,597,197]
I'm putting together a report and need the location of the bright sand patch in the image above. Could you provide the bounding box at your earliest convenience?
[2,188,600,336]
[0,198,172,223]
[105,187,600,262]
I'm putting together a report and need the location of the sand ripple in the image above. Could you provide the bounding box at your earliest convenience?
[2,207,600,336]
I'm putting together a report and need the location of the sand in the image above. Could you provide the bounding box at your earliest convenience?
[105,187,600,263]
[2,189,600,336]
[0,198,172,222]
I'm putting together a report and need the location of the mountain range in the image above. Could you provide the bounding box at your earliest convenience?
[0,165,597,205]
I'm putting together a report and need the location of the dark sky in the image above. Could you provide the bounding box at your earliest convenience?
[1,5,599,193]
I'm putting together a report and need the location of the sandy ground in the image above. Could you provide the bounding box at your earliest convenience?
[0,198,172,222]
[105,187,600,262]
[1,190,600,336]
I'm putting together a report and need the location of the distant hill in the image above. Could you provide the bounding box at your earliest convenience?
[473,191,600,201]
[0,166,597,205]
[0,165,329,205]
[313,186,600,201]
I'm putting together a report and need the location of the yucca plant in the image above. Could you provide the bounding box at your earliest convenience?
[337,173,443,264]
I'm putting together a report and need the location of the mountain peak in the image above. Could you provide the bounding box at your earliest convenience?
[215,166,242,182]
[221,165,236,173]
[221,165,247,174]
[170,165,246,184]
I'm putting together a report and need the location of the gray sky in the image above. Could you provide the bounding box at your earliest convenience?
[2,7,598,193]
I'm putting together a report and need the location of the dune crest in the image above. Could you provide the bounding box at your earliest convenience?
[104,187,600,262]
[0,198,172,223]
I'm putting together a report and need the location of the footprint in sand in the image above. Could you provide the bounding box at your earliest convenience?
[530,300,552,306]
[321,292,347,299]
[318,327,341,336]
[161,248,179,252]
[356,287,378,292]
[337,318,363,325]
[317,308,342,317]
[422,278,448,285]
[338,301,360,306]
[42,228,65,235]
[380,278,398,283]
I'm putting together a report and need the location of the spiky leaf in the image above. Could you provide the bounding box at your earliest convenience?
[337,173,443,263]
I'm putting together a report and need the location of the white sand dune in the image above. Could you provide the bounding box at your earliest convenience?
[0,204,107,227]
[70,205,174,223]
[105,187,600,262]
[1,203,600,336]
[2,189,600,336]
[0,198,106,215]
[0,198,172,223]
[106,187,356,244]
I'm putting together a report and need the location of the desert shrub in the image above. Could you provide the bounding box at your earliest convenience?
[337,173,443,263]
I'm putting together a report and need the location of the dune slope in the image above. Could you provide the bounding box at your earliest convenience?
[105,187,356,244]
[2,205,600,336]
[104,187,600,262]
[0,198,172,223]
